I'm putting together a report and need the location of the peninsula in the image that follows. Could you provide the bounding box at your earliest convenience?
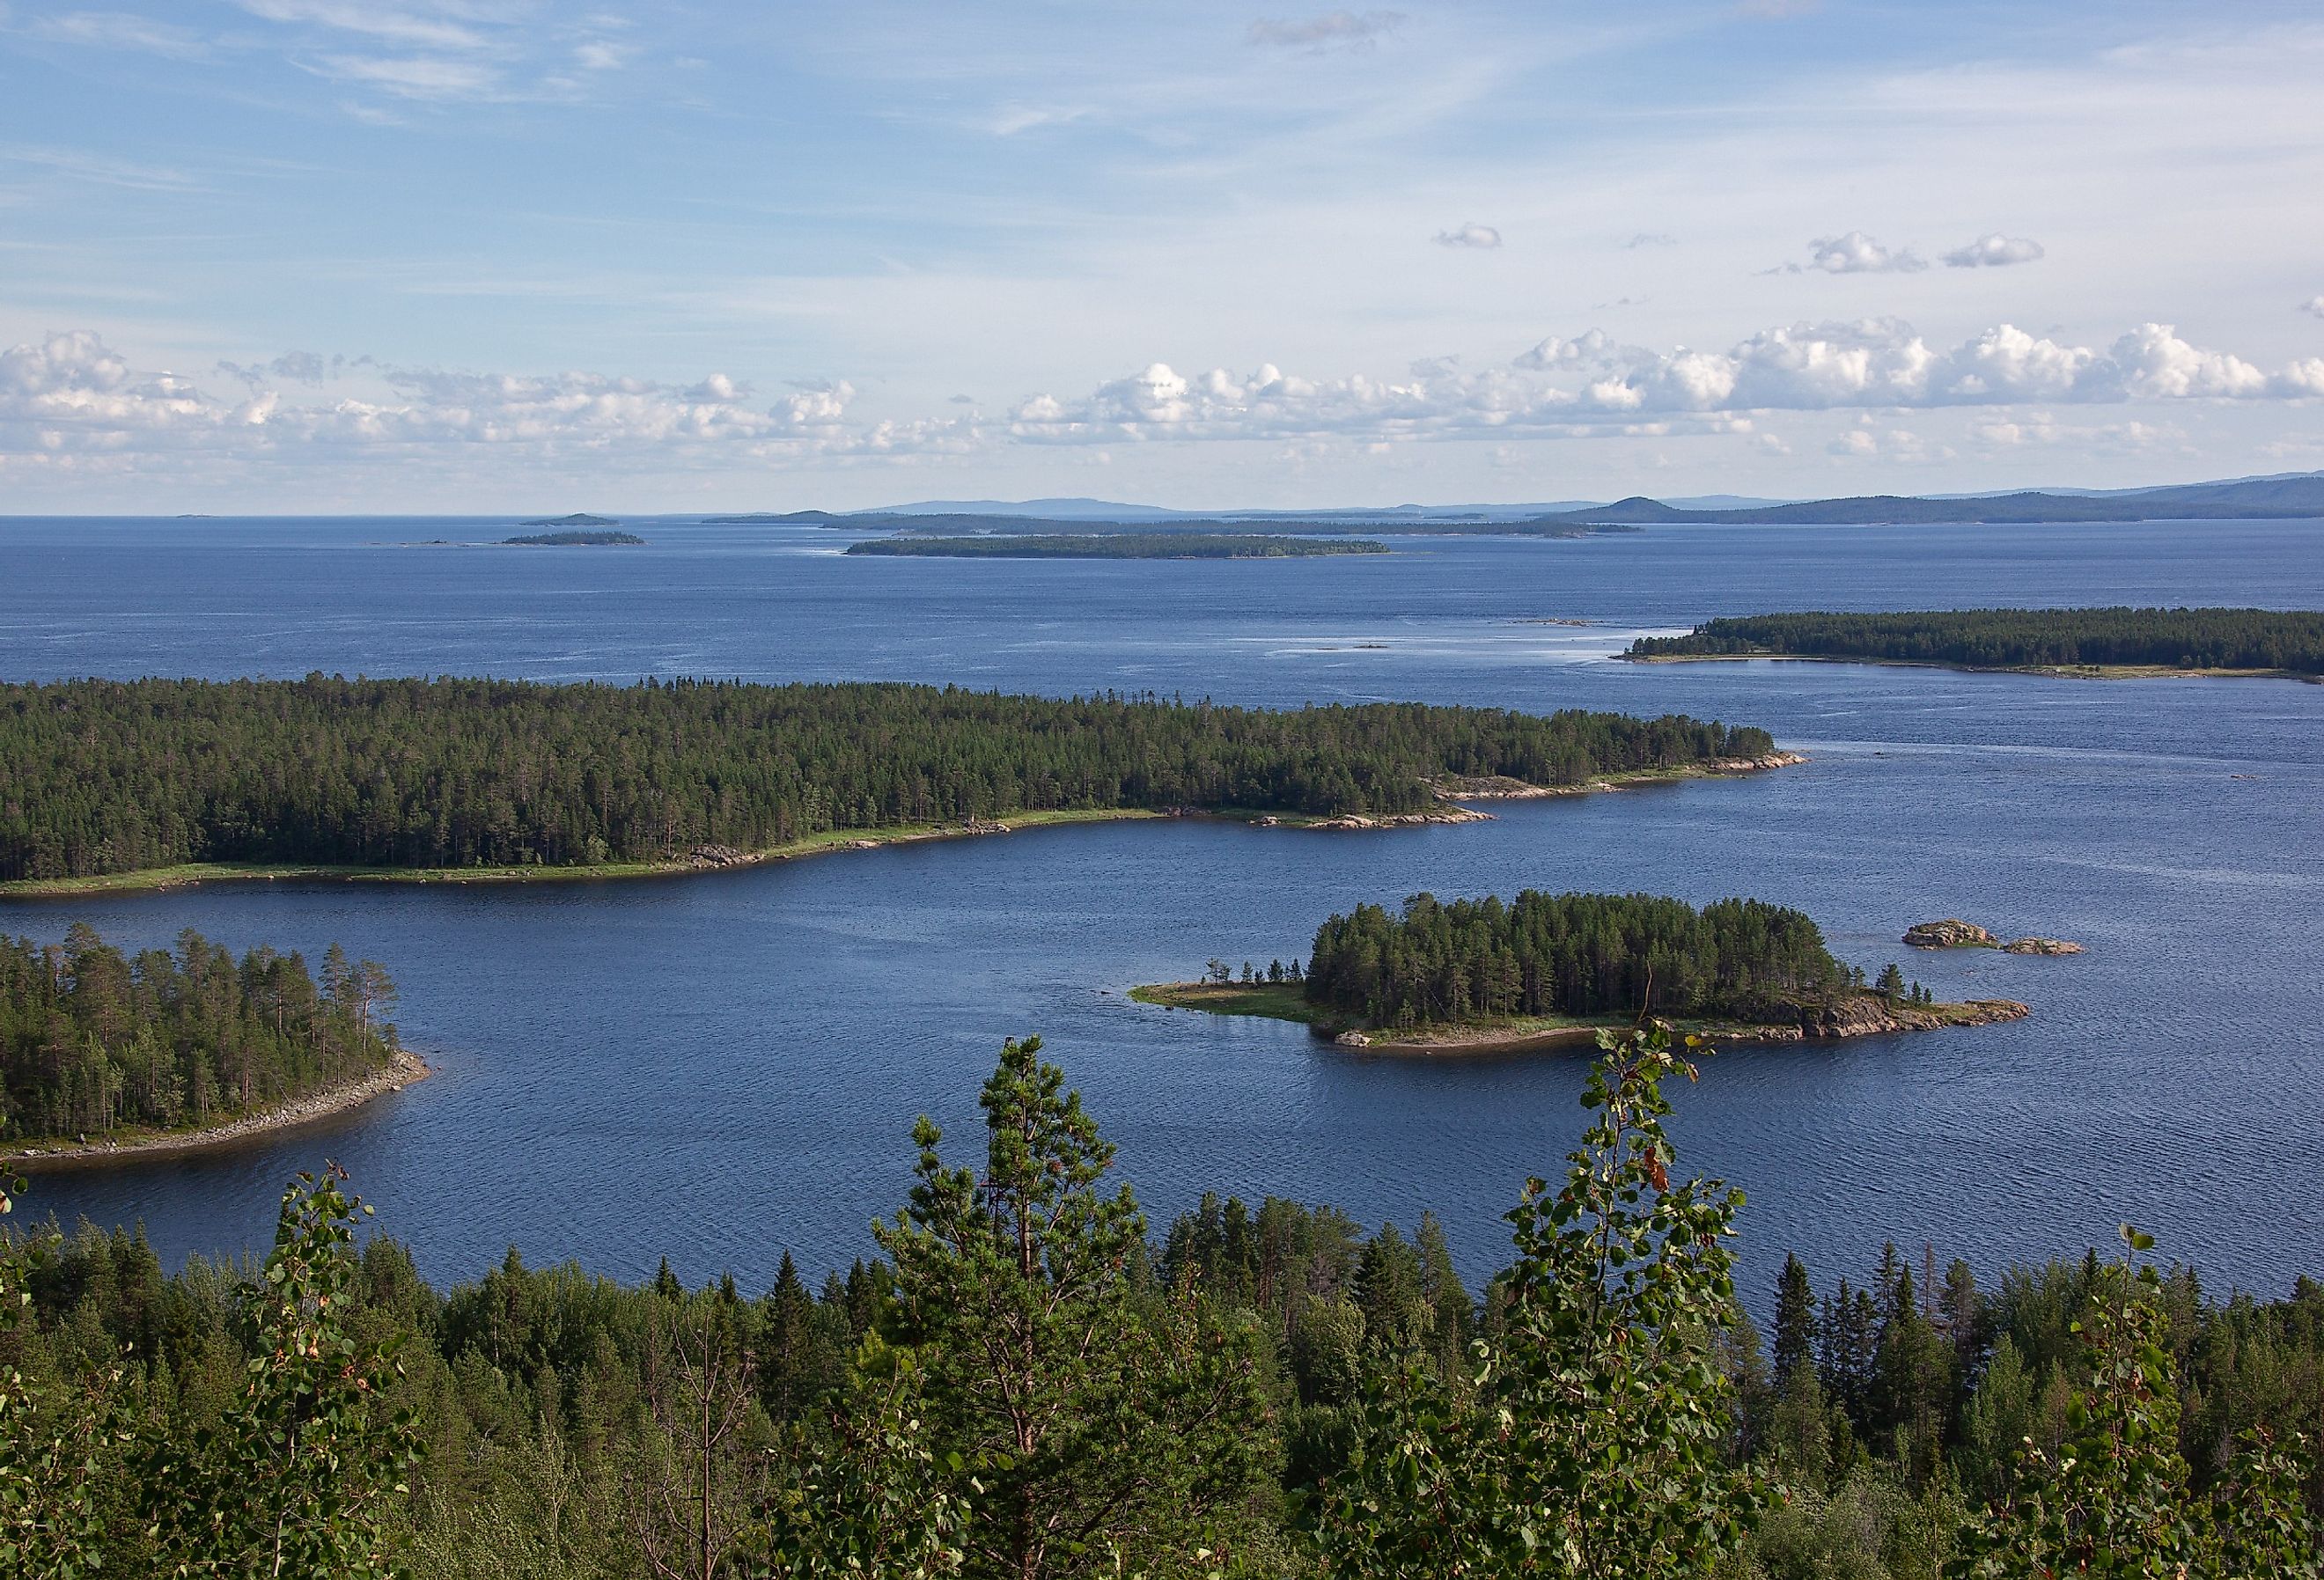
[0,926,423,1165]
[1136,890,2029,1054]
[845,533,1389,559]
[0,677,1791,894]
[1624,607,2324,679]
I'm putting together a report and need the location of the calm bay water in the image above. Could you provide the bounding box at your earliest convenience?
[3,514,2320,1303]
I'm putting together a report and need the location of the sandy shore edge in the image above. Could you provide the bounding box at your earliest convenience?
[5,1047,431,1171]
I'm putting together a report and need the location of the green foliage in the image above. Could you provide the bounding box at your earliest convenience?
[0,923,398,1143]
[143,1165,423,1577]
[875,1036,1276,1580]
[1947,1226,2323,1579]
[1305,892,1846,1028]
[1629,607,2324,674]
[744,1343,970,1578]
[0,676,1773,881]
[1311,1025,1768,1576]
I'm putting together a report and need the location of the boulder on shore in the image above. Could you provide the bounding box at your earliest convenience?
[1903,919,1997,949]
[2004,937,2085,955]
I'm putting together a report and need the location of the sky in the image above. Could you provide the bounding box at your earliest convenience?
[4,0,2323,511]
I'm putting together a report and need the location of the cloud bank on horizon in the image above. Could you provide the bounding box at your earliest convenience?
[3,1,2321,508]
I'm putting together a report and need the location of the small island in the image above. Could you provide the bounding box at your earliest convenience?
[504,529,645,546]
[845,533,1390,560]
[1136,891,2028,1054]
[519,512,621,527]
[1904,919,2084,955]
[1624,607,2324,680]
[1,925,424,1165]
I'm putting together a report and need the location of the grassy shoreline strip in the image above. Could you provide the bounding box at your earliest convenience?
[0,759,1801,900]
[0,808,1165,900]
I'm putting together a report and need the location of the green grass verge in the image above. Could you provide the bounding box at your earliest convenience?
[0,808,1167,900]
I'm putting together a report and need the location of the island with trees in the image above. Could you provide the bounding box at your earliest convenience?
[4,1030,2313,1575]
[845,533,1390,559]
[0,924,419,1161]
[1625,606,2324,679]
[502,529,645,546]
[0,676,1786,893]
[517,512,620,527]
[1137,889,2028,1051]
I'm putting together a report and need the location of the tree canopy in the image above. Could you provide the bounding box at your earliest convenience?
[1628,607,2324,674]
[0,676,1774,883]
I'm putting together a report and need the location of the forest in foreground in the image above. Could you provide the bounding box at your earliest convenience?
[0,677,1776,883]
[1626,607,2324,673]
[1,925,399,1146]
[4,1030,2319,1578]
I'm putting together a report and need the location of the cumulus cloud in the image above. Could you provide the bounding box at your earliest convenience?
[1943,233,2046,268]
[9,320,2319,478]
[0,330,974,467]
[1005,320,2324,445]
[1247,11,1404,51]
[1433,222,1501,249]
[1788,231,1927,274]
[2302,296,2324,318]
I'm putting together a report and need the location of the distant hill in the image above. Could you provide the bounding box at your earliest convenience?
[701,472,2324,533]
[1546,474,2324,526]
[519,512,619,527]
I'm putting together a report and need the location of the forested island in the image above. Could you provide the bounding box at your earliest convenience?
[0,677,1781,890]
[502,529,644,547]
[4,1032,2315,1575]
[518,513,619,527]
[1626,606,2324,678]
[711,509,1638,539]
[845,533,1390,559]
[1140,889,2027,1049]
[0,925,413,1157]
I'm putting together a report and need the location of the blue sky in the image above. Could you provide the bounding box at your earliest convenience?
[4,0,2322,511]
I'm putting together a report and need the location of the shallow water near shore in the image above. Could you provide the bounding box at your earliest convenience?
[3,513,2320,1304]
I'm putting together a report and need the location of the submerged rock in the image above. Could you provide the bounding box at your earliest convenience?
[1903,919,1998,949]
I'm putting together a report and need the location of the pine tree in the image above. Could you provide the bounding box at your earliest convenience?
[874,1037,1273,1580]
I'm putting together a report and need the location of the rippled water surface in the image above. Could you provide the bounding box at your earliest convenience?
[4,514,2320,1301]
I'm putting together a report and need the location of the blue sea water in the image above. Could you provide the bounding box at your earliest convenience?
[2,513,2320,1305]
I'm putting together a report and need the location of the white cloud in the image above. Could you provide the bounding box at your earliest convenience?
[1007,319,2324,445]
[1623,232,1678,249]
[31,11,210,57]
[574,40,629,72]
[7,320,2318,480]
[1247,11,1405,52]
[1793,231,1928,274]
[2302,296,2324,318]
[1433,221,1502,249]
[237,0,487,52]
[1943,232,2046,268]
[314,54,501,98]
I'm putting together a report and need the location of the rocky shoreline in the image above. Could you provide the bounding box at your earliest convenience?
[1323,992,2028,1056]
[6,1047,431,1170]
